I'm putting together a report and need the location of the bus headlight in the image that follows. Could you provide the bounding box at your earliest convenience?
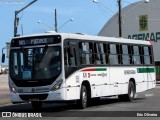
[52,79,63,91]
[9,83,16,93]
[10,87,16,93]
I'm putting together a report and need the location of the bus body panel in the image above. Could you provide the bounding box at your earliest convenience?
[79,67,110,98]
[64,66,155,100]
[65,72,80,100]
[9,33,156,104]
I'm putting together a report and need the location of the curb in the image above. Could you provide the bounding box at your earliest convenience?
[0,99,11,107]
[0,95,10,107]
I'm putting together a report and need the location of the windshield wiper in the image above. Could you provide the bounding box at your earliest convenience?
[21,47,27,58]
[38,45,48,63]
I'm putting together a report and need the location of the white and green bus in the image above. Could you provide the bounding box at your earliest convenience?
[6,32,156,109]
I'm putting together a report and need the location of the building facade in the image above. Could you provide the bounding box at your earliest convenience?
[98,0,160,79]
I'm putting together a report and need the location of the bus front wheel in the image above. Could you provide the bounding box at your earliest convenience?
[77,85,88,109]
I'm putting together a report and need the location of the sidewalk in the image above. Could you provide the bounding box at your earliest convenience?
[0,74,10,106]
[0,89,10,106]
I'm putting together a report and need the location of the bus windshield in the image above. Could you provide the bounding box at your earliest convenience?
[10,46,61,81]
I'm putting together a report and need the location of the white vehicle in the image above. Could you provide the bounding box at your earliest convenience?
[6,32,156,109]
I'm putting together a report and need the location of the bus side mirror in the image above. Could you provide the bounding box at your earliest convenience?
[2,54,5,63]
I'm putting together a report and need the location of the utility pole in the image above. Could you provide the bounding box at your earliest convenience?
[55,9,58,32]
[14,0,37,37]
[118,0,122,37]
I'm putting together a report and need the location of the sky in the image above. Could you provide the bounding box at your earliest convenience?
[0,0,139,65]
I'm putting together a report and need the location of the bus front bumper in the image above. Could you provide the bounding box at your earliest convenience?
[10,88,66,104]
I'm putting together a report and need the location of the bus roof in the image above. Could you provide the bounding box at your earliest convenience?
[13,32,151,45]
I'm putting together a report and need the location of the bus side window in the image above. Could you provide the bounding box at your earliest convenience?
[133,46,140,65]
[79,42,83,64]
[64,48,68,67]
[94,43,103,65]
[68,47,77,66]
[144,46,150,65]
[128,45,134,64]
[116,44,122,64]
[103,43,109,64]
[79,42,86,64]
[139,46,144,64]
[107,44,110,64]
[99,43,106,64]
[122,45,130,65]
[89,42,94,64]
[109,44,118,65]
[83,42,90,64]
[79,42,94,65]
[148,47,153,64]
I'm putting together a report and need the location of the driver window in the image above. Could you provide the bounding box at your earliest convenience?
[68,47,77,67]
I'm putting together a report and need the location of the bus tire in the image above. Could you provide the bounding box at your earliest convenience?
[77,85,88,109]
[127,81,136,101]
[31,101,42,110]
[119,81,136,101]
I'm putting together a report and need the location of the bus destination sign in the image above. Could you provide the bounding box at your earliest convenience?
[11,36,61,47]
[19,38,48,46]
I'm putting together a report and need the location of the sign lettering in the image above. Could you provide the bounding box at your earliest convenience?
[31,38,47,45]
[128,32,160,42]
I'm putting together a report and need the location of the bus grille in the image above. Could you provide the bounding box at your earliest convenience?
[19,94,48,101]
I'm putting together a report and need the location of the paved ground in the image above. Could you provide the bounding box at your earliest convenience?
[0,74,160,107]
[0,75,160,119]
[0,75,10,106]
[0,86,160,120]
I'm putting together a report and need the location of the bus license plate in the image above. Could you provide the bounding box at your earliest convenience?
[30,98,39,101]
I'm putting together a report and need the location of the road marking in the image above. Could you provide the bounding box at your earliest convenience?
[145,93,154,97]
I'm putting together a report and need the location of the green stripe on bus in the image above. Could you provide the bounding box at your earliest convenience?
[95,68,107,71]
[137,68,155,73]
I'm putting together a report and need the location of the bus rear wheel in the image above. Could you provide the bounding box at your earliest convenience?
[77,85,88,109]
[118,81,136,101]
[31,101,42,110]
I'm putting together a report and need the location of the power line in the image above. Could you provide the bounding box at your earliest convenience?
[99,2,115,14]
[96,3,110,17]
[93,1,114,18]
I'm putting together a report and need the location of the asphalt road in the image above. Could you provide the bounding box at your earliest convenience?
[0,87,160,120]
[0,75,160,120]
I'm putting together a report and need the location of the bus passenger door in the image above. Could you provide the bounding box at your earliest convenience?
[141,46,155,91]
[146,47,155,89]
[64,41,80,100]
[109,44,122,95]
